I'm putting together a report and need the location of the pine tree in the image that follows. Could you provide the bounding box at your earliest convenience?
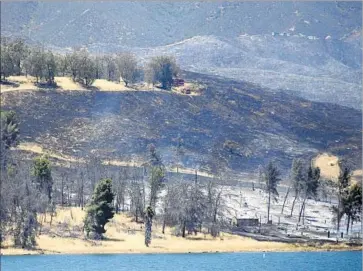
[32,155,53,202]
[0,110,19,169]
[143,144,165,246]
[84,178,115,239]
[144,206,154,247]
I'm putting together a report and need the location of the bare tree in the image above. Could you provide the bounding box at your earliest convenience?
[128,167,145,223]
[114,168,128,213]
[297,165,320,227]
[76,168,85,210]
[174,135,184,173]
[280,180,291,214]
[290,158,304,216]
[205,177,225,237]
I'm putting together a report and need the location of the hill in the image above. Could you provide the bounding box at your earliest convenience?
[1,2,361,109]
[131,35,362,110]
[1,1,361,47]
[1,72,361,174]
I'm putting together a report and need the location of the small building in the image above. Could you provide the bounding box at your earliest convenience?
[231,217,259,227]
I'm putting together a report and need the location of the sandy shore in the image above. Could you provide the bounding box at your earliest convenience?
[2,240,360,256]
[1,208,360,256]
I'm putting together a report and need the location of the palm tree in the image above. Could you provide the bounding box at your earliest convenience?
[342,183,362,234]
[336,165,351,232]
[297,165,320,226]
[290,159,304,216]
[264,161,282,223]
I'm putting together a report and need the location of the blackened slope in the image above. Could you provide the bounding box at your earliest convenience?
[1,73,361,173]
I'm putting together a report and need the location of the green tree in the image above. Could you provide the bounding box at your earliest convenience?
[0,110,19,169]
[116,52,138,86]
[144,206,154,247]
[77,49,96,86]
[13,181,39,248]
[32,155,53,202]
[145,56,179,90]
[147,144,165,208]
[68,51,79,80]
[28,46,46,83]
[94,56,104,79]
[8,38,27,76]
[84,178,115,238]
[104,55,118,81]
[56,54,70,76]
[1,110,19,149]
[143,144,165,246]
[44,50,57,85]
[0,42,15,80]
[263,161,281,223]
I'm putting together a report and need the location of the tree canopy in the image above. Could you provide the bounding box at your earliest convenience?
[84,178,115,238]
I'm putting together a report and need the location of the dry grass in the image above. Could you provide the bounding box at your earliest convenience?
[313,153,340,181]
[7,76,36,84]
[2,207,359,255]
[1,76,169,94]
[1,76,38,92]
[54,77,87,91]
[92,79,132,91]
[313,153,362,184]
[16,142,214,178]
[16,142,81,163]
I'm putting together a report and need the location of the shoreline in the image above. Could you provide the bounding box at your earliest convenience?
[2,243,361,256]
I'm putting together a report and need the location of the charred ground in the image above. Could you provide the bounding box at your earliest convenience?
[1,72,361,174]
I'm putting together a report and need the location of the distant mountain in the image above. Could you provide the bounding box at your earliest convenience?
[128,34,362,109]
[1,1,362,109]
[1,1,361,47]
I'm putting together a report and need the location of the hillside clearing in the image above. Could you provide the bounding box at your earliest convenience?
[313,153,362,183]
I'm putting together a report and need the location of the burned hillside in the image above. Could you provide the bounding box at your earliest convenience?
[1,72,361,174]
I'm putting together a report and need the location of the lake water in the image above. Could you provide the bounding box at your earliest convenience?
[1,251,362,271]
